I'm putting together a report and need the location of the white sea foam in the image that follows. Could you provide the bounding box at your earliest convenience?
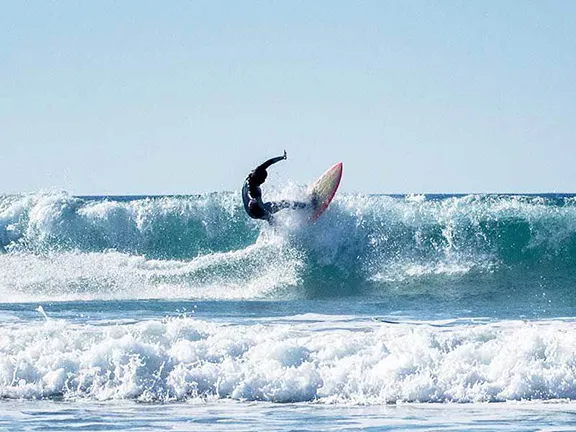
[0,237,303,303]
[1,317,576,403]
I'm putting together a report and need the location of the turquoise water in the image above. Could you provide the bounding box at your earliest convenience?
[2,191,576,430]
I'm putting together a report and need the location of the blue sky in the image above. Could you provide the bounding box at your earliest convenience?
[2,1,575,195]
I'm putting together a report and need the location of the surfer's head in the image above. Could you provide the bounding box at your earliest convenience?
[251,168,267,185]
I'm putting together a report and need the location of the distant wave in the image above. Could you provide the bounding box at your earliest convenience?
[2,191,576,302]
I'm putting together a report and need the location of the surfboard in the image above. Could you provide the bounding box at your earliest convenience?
[308,162,343,221]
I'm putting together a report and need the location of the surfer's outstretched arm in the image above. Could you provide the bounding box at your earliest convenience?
[256,150,287,171]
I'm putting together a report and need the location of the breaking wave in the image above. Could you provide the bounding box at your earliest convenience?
[1,192,576,302]
[1,315,576,403]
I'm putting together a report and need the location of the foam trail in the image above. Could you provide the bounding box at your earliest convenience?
[0,242,303,303]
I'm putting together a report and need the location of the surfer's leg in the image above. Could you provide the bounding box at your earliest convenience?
[290,201,310,210]
[265,201,311,214]
[264,201,290,214]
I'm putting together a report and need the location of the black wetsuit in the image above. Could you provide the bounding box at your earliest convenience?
[242,154,308,223]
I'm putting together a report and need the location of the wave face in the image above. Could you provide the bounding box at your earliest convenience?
[1,316,576,403]
[1,192,576,302]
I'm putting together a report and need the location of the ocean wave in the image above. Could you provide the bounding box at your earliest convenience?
[2,192,576,302]
[0,191,257,259]
[1,316,575,403]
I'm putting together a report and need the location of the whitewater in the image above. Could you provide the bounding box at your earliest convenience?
[2,191,576,431]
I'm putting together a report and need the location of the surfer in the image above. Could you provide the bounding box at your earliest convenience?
[242,151,310,223]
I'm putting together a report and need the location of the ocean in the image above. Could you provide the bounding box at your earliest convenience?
[2,191,576,431]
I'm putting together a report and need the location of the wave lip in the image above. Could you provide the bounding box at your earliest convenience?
[1,317,576,404]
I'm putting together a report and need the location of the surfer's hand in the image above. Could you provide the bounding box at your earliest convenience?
[283,150,287,160]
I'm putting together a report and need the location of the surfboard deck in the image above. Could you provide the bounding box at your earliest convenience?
[308,162,343,221]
